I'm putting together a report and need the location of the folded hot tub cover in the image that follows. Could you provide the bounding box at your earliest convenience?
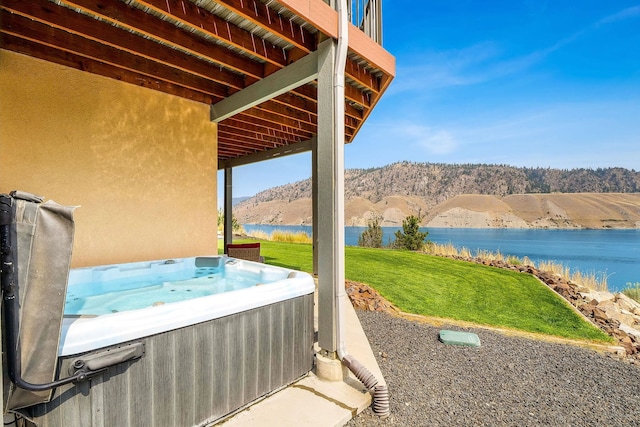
[2,191,76,410]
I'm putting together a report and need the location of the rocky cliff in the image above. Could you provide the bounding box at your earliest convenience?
[234,162,640,228]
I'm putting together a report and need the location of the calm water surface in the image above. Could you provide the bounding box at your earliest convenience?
[242,224,640,292]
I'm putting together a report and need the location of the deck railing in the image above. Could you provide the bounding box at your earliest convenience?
[349,0,383,45]
[325,0,383,45]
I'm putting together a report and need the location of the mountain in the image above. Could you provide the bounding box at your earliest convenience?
[234,162,640,229]
[232,197,251,206]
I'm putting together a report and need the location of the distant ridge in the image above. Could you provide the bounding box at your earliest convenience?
[234,162,640,229]
[232,196,251,206]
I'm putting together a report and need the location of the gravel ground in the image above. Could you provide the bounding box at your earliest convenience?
[347,311,640,427]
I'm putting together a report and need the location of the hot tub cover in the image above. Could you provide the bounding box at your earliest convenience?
[3,191,75,410]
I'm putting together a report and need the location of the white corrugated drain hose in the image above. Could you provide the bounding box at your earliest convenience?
[333,0,389,418]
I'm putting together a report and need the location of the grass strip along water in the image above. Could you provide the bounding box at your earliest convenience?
[223,240,611,343]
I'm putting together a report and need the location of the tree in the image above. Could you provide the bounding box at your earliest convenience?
[393,213,428,251]
[217,210,241,233]
[358,215,383,248]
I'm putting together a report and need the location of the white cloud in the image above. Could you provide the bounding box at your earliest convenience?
[390,4,640,98]
[369,121,459,155]
[598,5,640,25]
[414,128,458,155]
[388,42,503,94]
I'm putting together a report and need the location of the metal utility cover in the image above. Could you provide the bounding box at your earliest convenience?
[439,330,481,347]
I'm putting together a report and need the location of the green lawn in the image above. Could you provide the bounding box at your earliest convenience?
[222,240,611,342]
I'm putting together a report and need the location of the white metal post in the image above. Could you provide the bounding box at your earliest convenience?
[316,38,346,356]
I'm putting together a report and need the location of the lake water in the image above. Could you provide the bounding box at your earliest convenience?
[242,224,640,292]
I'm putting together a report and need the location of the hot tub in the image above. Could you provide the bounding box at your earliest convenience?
[23,256,316,427]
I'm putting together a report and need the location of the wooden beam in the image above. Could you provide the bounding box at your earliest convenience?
[215,0,316,52]
[0,11,229,98]
[218,133,285,150]
[0,33,214,104]
[227,114,314,140]
[255,101,316,126]
[219,138,314,169]
[136,0,288,67]
[241,108,316,134]
[346,60,380,93]
[60,0,264,79]
[210,40,331,122]
[219,128,291,146]
[136,0,379,94]
[4,0,246,90]
[345,83,371,109]
[272,92,317,117]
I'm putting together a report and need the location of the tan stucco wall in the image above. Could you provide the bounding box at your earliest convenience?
[0,50,218,267]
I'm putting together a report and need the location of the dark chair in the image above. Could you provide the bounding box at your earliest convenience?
[226,243,263,262]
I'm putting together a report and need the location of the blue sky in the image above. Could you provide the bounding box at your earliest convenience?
[220,0,640,200]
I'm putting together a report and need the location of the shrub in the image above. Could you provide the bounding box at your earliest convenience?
[393,214,429,251]
[271,230,312,244]
[358,216,383,248]
[217,210,241,232]
[507,256,522,266]
[623,283,640,303]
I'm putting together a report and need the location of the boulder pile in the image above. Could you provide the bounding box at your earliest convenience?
[346,280,397,313]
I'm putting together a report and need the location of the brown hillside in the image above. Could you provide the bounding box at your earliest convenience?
[236,193,640,229]
[234,163,640,229]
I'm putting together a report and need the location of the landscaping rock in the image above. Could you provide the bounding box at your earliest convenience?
[615,293,640,316]
[346,280,398,314]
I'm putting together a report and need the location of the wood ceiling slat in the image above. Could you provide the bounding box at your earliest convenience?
[56,0,365,126]
[138,0,379,97]
[0,33,214,104]
[344,115,359,131]
[272,91,316,116]
[257,100,316,126]
[230,114,314,139]
[136,0,287,67]
[270,90,362,121]
[218,134,283,150]
[136,0,383,103]
[218,141,254,152]
[218,137,277,151]
[344,102,364,121]
[4,0,245,90]
[290,83,318,103]
[219,127,284,144]
[60,0,264,79]
[289,81,371,112]
[216,0,380,93]
[243,107,316,134]
[0,11,229,99]
[223,117,312,140]
[218,147,253,157]
[219,128,293,146]
[346,60,380,93]
[218,143,253,153]
[215,0,315,52]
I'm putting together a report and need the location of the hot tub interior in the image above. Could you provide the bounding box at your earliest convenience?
[65,256,294,316]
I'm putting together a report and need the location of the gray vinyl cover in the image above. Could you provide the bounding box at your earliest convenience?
[6,193,75,410]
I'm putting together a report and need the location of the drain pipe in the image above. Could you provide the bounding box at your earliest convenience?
[333,0,390,418]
